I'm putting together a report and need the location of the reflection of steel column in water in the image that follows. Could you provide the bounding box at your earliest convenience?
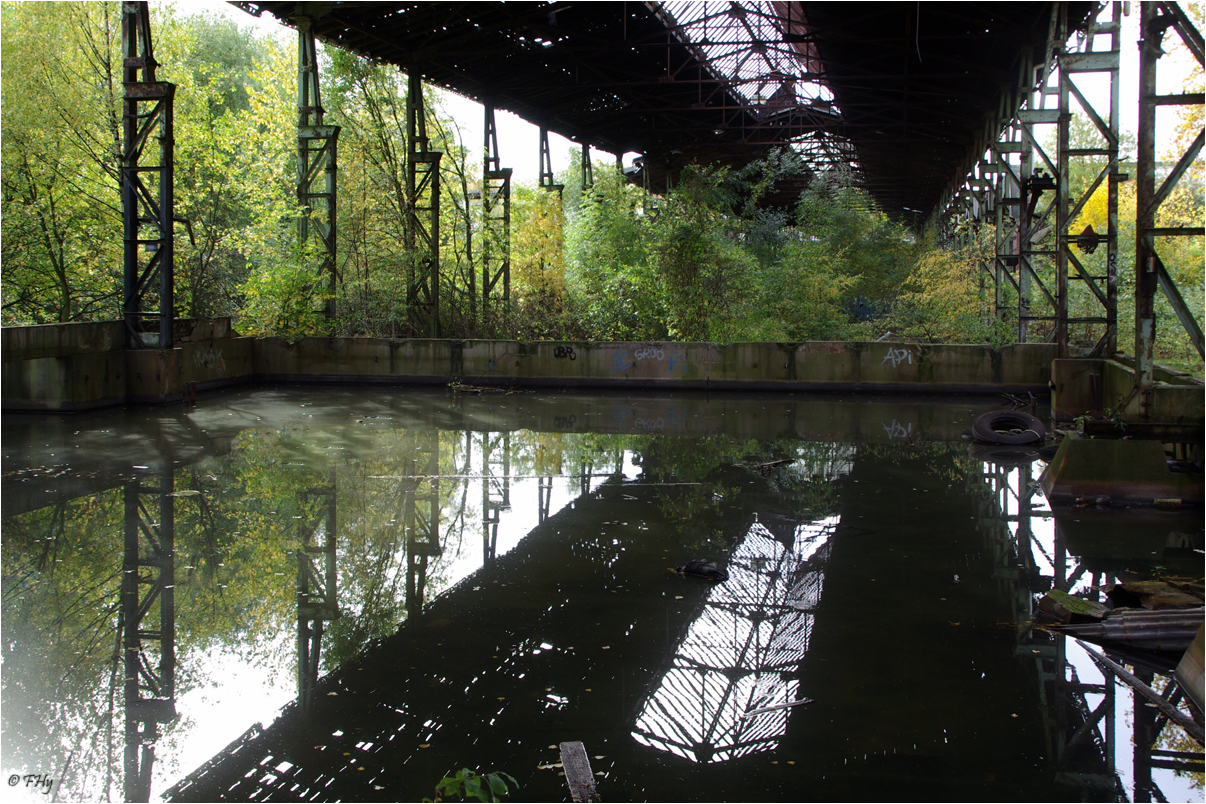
[481,432,510,564]
[405,430,442,616]
[632,517,836,763]
[537,475,553,523]
[578,458,593,497]
[298,478,339,714]
[1133,667,1155,803]
[969,458,1120,790]
[122,465,177,802]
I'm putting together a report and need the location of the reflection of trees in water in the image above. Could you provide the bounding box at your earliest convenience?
[0,425,854,799]
[639,436,853,552]
[2,491,126,801]
[633,516,838,763]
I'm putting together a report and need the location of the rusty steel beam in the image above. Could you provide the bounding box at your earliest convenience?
[297,17,340,321]
[406,69,442,338]
[481,100,512,328]
[1136,1,1204,415]
[121,1,176,350]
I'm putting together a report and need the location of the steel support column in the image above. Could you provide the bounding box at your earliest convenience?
[581,143,595,191]
[538,127,565,196]
[1056,1,1122,357]
[406,69,442,338]
[1136,1,1205,414]
[122,465,177,802]
[297,478,338,715]
[297,17,339,321]
[121,1,176,349]
[481,101,512,327]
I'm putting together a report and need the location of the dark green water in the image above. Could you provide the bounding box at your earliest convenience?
[2,387,1201,802]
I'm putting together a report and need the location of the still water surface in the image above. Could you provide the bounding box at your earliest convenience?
[2,387,1202,802]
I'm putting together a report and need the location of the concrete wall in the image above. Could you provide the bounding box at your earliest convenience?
[255,338,1057,394]
[1051,357,1204,423]
[3,321,1060,411]
[3,320,254,411]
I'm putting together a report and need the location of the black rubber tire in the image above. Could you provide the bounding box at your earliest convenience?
[972,410,1046,445]
[969,442,1040,466]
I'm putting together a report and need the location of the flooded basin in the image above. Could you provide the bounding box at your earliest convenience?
[2,386,1202,802]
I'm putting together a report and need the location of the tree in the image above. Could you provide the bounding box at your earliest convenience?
[1,1,125,324]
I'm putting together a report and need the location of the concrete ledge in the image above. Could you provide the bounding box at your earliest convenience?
[1051,357,1204,423]
[1040,434,1203,505]
[4,321,1058,410]
[3,318,254,410]
[1,321,124,360]
[254,338,1056,393]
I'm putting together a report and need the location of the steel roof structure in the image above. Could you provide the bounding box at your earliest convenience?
[233,1,1095,217]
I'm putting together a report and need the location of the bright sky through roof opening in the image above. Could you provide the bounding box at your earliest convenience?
[173,1,1198,188]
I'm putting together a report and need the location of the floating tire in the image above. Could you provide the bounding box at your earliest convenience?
[972,410,1046,445]
[969,442,1040,466]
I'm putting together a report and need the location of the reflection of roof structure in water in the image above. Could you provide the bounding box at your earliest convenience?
[632,515,837,763]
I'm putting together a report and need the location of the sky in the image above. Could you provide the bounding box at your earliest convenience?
[173,1,1200,184]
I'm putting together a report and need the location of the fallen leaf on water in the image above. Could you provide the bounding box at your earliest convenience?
[548,745,557,750]
[787,761,796,765]
[419,744,430,748]
[593,756,604,760]
[595,772,605,776]
[675,595,683,600]
[554,763,563,768]
[558,772,566,777]
[585,688,592,692]
[497,696,506,701]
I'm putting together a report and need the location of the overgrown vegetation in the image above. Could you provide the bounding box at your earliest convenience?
[1,2,1201,373]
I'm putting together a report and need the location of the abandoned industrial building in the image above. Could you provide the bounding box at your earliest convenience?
[1,1,1202,801]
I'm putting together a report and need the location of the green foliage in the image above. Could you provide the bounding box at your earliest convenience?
[426,768,517,803]
[886,228,1013,345]
[1,1,124,324]
[7,1,1139,352]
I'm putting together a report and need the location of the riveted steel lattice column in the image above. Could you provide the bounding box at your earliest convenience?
[1017,31,1061,346]
[1056,1,1122,357]
[122,465,177,802]
[536,127,566,287]
[297,477,338,715]
[1136,1,1204,413]
[297,17,340,320]
[482,101,512,327]
[403,430,441,616]
[122,1,176,349]
[991,85,1028,328]
[406,69,442,338]
[581,144,595,192]
[538,127,565,197]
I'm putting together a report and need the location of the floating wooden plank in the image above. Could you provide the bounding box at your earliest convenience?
[558,741,601,803]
